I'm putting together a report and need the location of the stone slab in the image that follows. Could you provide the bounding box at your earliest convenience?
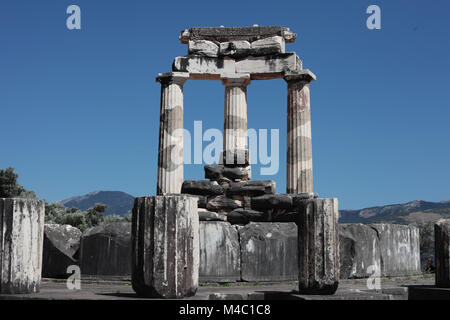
[235,53,301,79]
[42,223,81,279]
[219,40,252,57]
[227,181,276,197]
[250,36,285,55]
[188,40,219,57]
[199,222,240,282]
[251,194,292,210]
[172,56,235,80]
[205,165,252,182]
[339,224,381,279]
[369,224,421,277]
[80,222,131,276]
[172,53,301,80]
[198,208,226,221]
[181,180,224,196]
[206,195,242,213]
[239,222,298,282]
[227,208,265,225]
[180,26,296,43]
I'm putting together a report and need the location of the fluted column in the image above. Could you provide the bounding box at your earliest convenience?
[284,70,316,194]
[132,195,199,298]
[156,72,189,195]
[221,74,250,166]
[0,198,45,294]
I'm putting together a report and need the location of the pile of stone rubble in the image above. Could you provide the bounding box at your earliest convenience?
[181,164,317,225]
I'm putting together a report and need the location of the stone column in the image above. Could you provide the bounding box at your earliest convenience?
[221,74,250,166]
[156,72,190,195]
[131,195,199,298]
[435,219,450,288]
[284,70,316,194]
[296,198,340,294]
[0,198,45,294]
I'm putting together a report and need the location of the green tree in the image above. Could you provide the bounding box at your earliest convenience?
[85,203,107,228]
[0,167,37,199]
[45,201,131,231]
[45,202,109,231]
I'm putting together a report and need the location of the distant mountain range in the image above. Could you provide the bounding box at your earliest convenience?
[60,190,450,224]
[61,191,134,216]
[339,200,450,224]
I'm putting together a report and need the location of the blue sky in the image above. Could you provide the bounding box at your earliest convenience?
[1,0,449,209]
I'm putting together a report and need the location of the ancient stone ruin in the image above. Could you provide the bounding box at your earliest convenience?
[0,25,427,301]
[129,25,341,298]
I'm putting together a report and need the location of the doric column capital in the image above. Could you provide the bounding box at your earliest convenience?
[284,69,316,84]
[221,73,251,87]
[156,72,190,86]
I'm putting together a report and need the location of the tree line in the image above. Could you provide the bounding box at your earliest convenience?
[0,167,130,231]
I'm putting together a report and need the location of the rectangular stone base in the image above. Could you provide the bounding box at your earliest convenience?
[199,222,240,282]
[239,222,298,282]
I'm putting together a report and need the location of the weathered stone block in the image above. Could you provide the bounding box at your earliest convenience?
[172,55,235,79]
[227,208,265,225]
[204,164,251,182]
[269,211,298,223]
[219,40,252,57]
[223,166,251,181]
[188,40,219,57]
[181,180,224,196]
[180,194,207,208]
[251,194,291,210]
[42,223,81,279]
[235,53,301,79]
[227,181,276,197]
[204,165,224,180]
[251,36,285,55]
[291,193,318,206]
[80,222,131,276]
[197,195,207,208]
[339,224,381,279]
[132,196,199,298]
[198,208,226,222]
[206,195,242,213]
[199,222,240,282]
[180,26,296,44]
[297,198,340,294]
[230,195,252,209]
[239,222,298,281]
[0,198,45,294]
[369,224,421,277]
[435,219,450,287]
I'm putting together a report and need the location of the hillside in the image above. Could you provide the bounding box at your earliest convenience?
[339,200,450,224]
[60,190,450,224]
[61,191,134,216]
